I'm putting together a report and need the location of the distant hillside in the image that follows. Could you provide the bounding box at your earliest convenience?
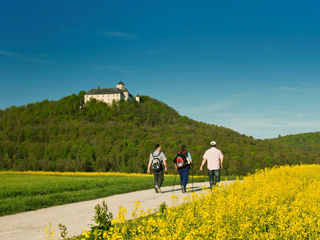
[0,92,319,176]
[271,132,320,154]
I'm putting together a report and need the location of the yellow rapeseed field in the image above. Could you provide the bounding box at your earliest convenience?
[0,170,207,178]
[80,164,320,239]
[0,170,151,177]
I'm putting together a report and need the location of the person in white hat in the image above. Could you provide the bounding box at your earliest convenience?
[200,141,224,188]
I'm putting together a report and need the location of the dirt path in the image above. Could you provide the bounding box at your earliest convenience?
[0,181,232,240]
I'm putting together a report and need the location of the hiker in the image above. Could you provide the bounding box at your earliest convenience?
[200,141,224,189]
[173,144,193,193]
[147,144,167,193]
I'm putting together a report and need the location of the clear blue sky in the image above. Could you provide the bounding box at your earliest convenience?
[1,1,320,139]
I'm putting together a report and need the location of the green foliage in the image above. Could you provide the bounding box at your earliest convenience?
[58,223,68,240]
[90,201,113,239]
[0,92,319,176]
[272,132,320,154]
[158,201,168,214]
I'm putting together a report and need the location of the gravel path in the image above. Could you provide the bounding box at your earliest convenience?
[0,181,232,240]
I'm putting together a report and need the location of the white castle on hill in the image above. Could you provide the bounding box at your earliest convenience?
[84,81,140,105]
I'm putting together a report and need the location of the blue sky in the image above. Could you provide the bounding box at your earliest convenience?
[1,0,320,139]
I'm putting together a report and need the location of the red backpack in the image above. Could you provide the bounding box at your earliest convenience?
[174,151,189,168]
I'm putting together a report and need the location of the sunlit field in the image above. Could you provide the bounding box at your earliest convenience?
[78,165,320,239]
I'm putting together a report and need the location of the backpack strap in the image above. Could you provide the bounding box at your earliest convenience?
[152,151,161,158]
[182,151,190,165]
[152,151,163,162]
[180,151,188,157]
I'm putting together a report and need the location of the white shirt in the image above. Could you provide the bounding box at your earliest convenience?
[203,147,223,170]
[149,150,167,162]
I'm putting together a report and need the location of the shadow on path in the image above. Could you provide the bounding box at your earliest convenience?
[161,185,206,194]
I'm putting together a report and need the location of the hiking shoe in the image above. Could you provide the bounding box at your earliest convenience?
[155,185,160,193]
[182,186,186,193]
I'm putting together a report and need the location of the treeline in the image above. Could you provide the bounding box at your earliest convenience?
[0,92,319,176]
[271,132,320,154]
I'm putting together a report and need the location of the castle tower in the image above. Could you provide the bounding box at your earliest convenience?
[116,81,125,90]
[135,95,141,103]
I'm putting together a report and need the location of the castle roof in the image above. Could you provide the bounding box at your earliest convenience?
[85,88,128,95]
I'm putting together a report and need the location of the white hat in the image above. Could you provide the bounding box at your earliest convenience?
[210,141,216,146]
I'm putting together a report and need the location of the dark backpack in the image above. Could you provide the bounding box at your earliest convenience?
[151,151,162,172]
[174,151,189,168]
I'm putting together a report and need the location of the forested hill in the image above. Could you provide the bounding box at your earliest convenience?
[271,132,320,154]
[0,91,319,176]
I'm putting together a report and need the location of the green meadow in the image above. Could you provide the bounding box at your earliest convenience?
[0,172,235,216]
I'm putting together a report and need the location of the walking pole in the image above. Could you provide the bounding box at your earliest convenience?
[172,170,177,192]
[191,164,193,192]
